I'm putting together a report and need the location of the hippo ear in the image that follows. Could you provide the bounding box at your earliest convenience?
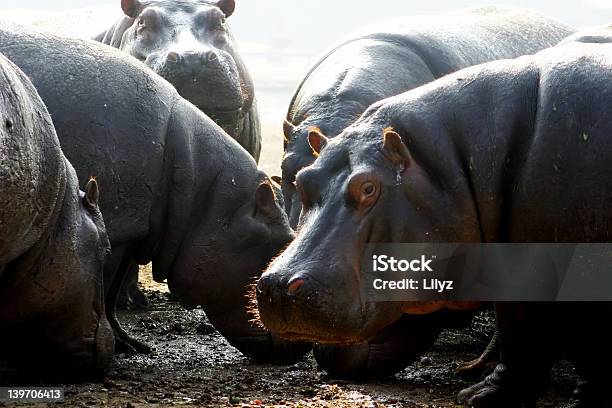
[382,128,411,171]
[255,181,277,218]
[308,128,329,157]
[121,0,144,18]
[283,119,296,149]
[283,119,296,138]
[84,177,100,209]
[216,0,236,17]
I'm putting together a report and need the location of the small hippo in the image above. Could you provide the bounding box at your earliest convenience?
[278,6,574,378]
[258,42,612,407]
[0,52,113,376]
[95,0,261,161]
[0,25,308,363]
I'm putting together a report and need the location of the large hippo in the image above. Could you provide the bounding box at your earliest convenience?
[0,25,308,363]
[0,52,113,375]
[281,6,574,229]
[258,42,612,406]
[94,0,261,161]
[279,6,574,378]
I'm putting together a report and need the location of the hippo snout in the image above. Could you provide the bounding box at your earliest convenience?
[155,47,244,116]
[257,272,309,302]
[164,50,219,67]
[256,268,364,343]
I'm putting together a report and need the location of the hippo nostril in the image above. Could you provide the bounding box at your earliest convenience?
[287,278,305,295]
[166,51,180,63]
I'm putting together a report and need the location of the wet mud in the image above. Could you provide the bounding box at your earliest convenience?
[1,284,579,407]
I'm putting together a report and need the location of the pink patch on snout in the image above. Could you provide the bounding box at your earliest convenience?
[287,279,305,295]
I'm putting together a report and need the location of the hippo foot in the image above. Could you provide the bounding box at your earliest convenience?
[457,364,540,408]
[455,357,498,379]
[110,316,151,354]
[115,333,152,355]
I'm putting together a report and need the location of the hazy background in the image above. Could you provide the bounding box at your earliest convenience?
[2,0,611,174]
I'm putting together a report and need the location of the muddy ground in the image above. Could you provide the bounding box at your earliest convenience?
[1,279,579,408]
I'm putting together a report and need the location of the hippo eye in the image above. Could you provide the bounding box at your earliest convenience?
[212,17,226,31]
[346,175,380,211]
[362,182,376,197]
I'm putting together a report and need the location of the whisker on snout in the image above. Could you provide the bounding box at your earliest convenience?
[245,276,264,329]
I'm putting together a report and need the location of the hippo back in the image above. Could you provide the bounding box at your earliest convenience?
[0,24,180,247]
[288,5,575,130]
[0,52,65,269]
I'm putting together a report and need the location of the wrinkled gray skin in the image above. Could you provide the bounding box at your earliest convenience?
[96,0,261,309]
[95,0,261,161]
[559,23,612,45]
[0,52,113,376]
[260,43,612,407]
[281,5,575,229]
[278,5,574,379]
[0,25,308,363]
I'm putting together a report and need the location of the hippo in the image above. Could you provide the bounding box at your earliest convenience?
[0,25,308,363]
[0,52,113,376]
[96,0,262,308]
[281,6,574,229]
[94,0,261,161]
[278,6,574,377]
[258,42,612,406]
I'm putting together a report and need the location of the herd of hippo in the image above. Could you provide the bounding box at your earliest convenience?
[1,1,611,406]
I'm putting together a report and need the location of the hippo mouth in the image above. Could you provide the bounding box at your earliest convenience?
[271,329,366,345]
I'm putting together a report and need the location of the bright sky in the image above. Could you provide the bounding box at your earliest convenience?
[1,0,610,173]
[2,0,611,51]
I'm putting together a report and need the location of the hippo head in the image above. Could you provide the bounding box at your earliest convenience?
[118,0,250,136]
[78,178,112,275]
[161,170,303,359]
[279,119,322,229]
[280,117,352,230]
[257,112,481,343]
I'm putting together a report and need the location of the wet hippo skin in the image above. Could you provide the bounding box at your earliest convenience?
[0,24,309,364]
[0,52,113,377]
[259,41,612,406]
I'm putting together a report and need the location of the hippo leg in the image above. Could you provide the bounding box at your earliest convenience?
[456,329,499,378]
[313,312,463,379]
[106,251,151,354]
[457,303,556,408]
[117,262,149,310]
